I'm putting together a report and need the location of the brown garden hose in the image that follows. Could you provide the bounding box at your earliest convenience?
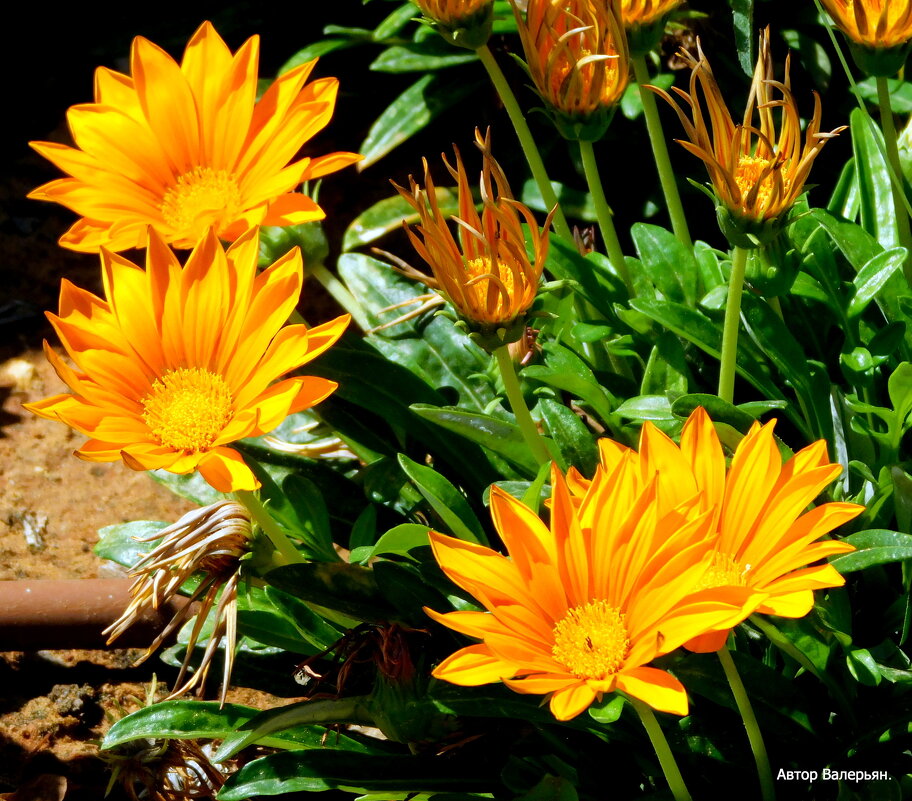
[0,579,194,650]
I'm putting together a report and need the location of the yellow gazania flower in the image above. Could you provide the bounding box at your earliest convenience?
[25,228,349,493]
[650,28,844,236]
[513,0,629,136]
[28,21,361,253]
[820,0,912,50]
[566,407,863,651]
[426,465,762,721]
[412,0,494,49]
[389,129,553,339]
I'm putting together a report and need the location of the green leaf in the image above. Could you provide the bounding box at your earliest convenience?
[631,223,699,306]
[846,648,882,686]
[830,530,912,573]
[542,235,625,317]
[520,180,597,222]
[342,189,458,251]
[263,587,343,652]
[851,107,900,249]
[350,523,431,564]
[411,404,541,475]
[95,520,167,568]
[781,29,831,90]
[338,254,494,412]
[265,563,397,623]
[853,77,912,114]
[641,331,690,396]
[728,0,754,75]
[398,454,486,544]
[848,247,907,318]
[538,398,598,475]
[279,40,356,74]
[149,469,221,506]
[214,697,376,762]
[358,74,481,169]
[218,751,489,799]
[524,343,616,424]
[371,43,476,72]
[239,584,326,654]
[102,701,257,749]
[615,395,674,423]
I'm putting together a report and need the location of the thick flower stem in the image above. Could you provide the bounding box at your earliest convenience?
[579,139,635,296]
[235,490,305,566]
[718,245,748,403]
[632,54,693,251]
[477,45,574,241]
[494,344,551,466]
[876,76,912,283]
[718,646,776,801]
[629,697,693,801]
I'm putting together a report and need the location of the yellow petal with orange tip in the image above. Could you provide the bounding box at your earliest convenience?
[432,644,517,686]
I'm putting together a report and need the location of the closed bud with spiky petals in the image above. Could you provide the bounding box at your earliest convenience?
[512,0,629,141]
[104,501,253,706]
[820,0,912,76]
[28,21,361,252]
[565,407,863,652]
[650,28,845,247]
[412,0,494,49]
[620,0,681,54]
[25,227,349,493]
[386,129,553,350]
[426,463,763,721]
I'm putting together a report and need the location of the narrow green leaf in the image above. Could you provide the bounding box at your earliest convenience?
[342,189,458,251]
[102,702,257,749]
[729,0,754,75]
[350,523,431,564]
[848,247,907,318]
[631,223,699,306]
[398,454,487,544]
[851,107,899,248]
[359,75,481,169]
[411,404,541,475]
[831,530,912,573]
[370,43,476,72]
[95,520,167,568]
[538,399,598,475]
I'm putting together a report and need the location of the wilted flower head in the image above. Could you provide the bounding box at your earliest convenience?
[820,0,912,76]
[512,0,629,140]
[566,407,863,651]
[29,21,361,252]
[426,464,760,720]
[412,0,494,49]
[387,129,553,347]
[25,228,348,492]
[104,501,253,706]
[650,28,844,246]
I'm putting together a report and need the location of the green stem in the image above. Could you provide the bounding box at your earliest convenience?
[750,615,856,725]
[876,76,912,283]
[718,245,748,403]
[235,490,305,566]
[309,262,370,331]
[494,344,551,466]
[718,646,776,801]
[629,697,692,801]
[477,44,574,241]
[632,54,693,250]
[579,139,635,296]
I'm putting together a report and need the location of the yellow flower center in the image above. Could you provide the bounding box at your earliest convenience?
[551,599,630,679]
[734,154,787,212]
[141,367,234,452]
[463,256,516,320]
[695,551,751,591]
[160,167,243,238]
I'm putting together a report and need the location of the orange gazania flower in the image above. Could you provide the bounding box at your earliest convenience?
[426,465,761,720]
[513,0,629,124]
[25,228,349,493]
[820,0,912,50]
[650,28,844,226]
[620,0,681,29]
[413,0,492,25]
[388,129,553,334]
[567,407,863,651]
[29,21,361,253]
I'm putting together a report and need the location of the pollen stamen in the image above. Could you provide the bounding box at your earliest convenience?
[551,599,630,679]
[142,367,234,452]
[160,167,242,239]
